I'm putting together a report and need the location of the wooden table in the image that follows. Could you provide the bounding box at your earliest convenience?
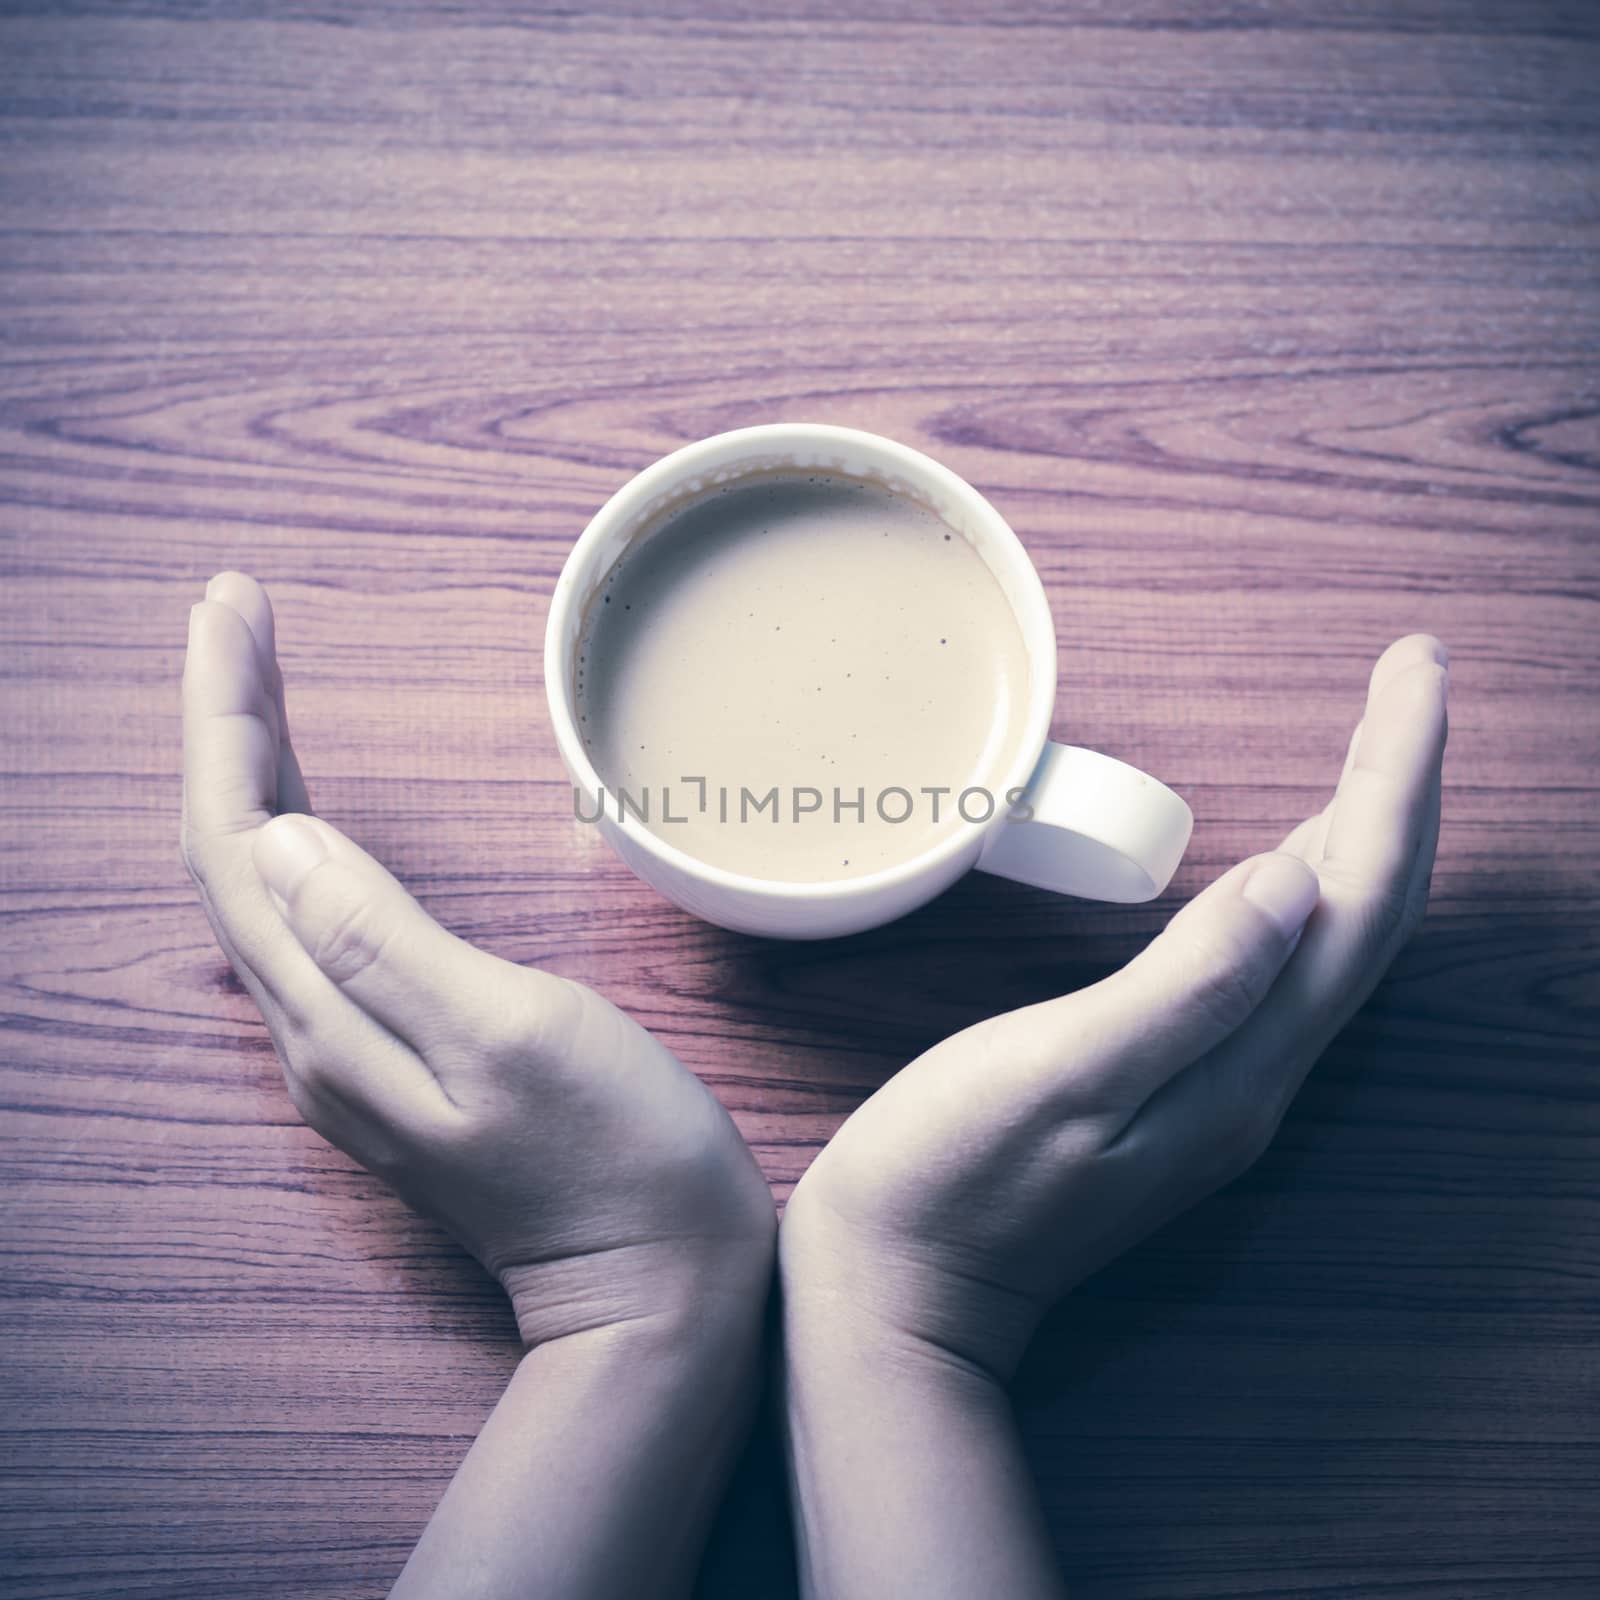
[3,4,1597,1595]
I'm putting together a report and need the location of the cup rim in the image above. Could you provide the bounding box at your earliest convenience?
[543,423,1058,907]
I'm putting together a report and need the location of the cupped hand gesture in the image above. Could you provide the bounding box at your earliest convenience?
[782,634,1449,1382]
[184,583,1447,1598]
[182,573,775,1347]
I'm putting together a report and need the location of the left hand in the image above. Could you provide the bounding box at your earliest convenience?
[782,634,1448,1382]
[182,573,775,1348]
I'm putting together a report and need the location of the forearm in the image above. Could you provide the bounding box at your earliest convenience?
[390,1303,764,1600]
[780,1283,1066,1600]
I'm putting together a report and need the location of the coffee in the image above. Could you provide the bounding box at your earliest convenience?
[574,469,1031,882]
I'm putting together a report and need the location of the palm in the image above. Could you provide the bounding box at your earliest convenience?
[786,634,1447,1381]
[183,573,773,1346]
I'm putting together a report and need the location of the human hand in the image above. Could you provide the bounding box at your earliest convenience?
[181,573,775,1347]
[782,634,1448,1383]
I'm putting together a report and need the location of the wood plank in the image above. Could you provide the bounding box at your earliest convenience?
[2,4,1597,1595]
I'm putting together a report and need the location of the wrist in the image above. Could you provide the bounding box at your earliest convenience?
[515,1265,772,1479]
[501,1226,776,1353]
[780,1181,1040,1386]
[778,1204,1065,1600]
[525,1287,766,1392]
[395,1245,773,1600]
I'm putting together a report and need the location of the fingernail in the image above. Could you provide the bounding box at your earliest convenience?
[1242,853,1319,943]
[205,575,225,600]
[254,814,327,903]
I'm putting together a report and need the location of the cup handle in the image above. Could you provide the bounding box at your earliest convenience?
[977,742,1193,903]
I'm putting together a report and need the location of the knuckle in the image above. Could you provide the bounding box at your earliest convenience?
[356,1130,417,1190]
[278,1040,334,1124]
[282,1070,318,1124]
[1182,932,1271,1035]
[1323,851,1423,956]
[489,971,588,1063]
[480,989,548,1061]
[283,1034,333,1098]
[310,896,390,988]
[430,1107,489,1170]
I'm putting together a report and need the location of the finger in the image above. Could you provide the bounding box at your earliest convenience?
[203,837,451,1128]
[193,871,285,1024]
[1279,719,1361,864]
[976,850,1320,1118]
[182,598,279,843]
[181,587,448,1139]
[1279,801,1332,863]
[1400,759,1443,929]
[191,881,389,1152]
[1127,648,1448,1181]
[1370,631,1446,700]
[182,588,315,1016]
[205,571,278,696]
[1321,636,1448,883]
[278,738,312,818]
[253,812,541,1060]
[205,571,311,815]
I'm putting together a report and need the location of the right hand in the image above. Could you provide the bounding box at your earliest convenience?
[182,573,776,1346]
[782,634,1448,1382]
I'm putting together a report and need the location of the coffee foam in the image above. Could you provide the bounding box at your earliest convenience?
[574,469,1032,883]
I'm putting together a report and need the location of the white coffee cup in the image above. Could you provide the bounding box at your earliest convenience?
[544,423,1193,939]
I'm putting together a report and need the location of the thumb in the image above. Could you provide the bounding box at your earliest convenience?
[1023,851,1321,1115]
[253,812,495,1053]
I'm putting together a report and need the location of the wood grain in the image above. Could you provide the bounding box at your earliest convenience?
[2,3,1598,1595]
